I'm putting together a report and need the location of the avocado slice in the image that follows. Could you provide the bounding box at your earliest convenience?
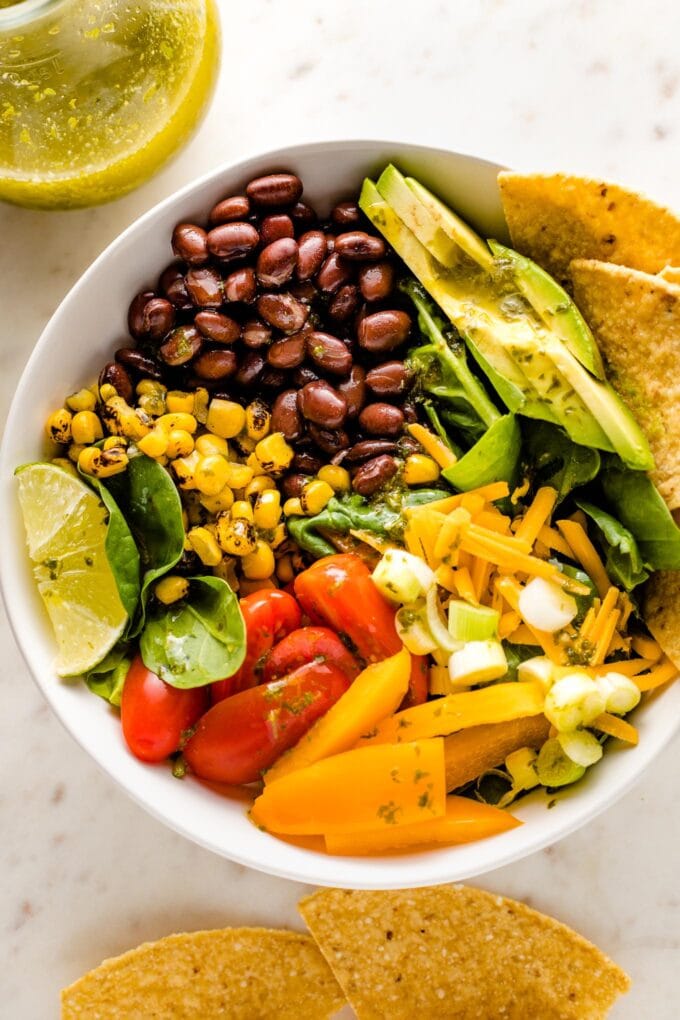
[362,173,655,470]
[359,180,559,424]
[488,240,605,380]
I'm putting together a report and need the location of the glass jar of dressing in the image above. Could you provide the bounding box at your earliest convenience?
[0,0,220,208]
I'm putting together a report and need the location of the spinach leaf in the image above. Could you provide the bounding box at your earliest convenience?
[140,575,246,689]
[522,421,601,501]
[79,473,141,624]
[575,500,649,591]
[104,454,185,635]
[600,460,680,570]
[85,646,131,707]
[443,414,520,492]
[403,279,500,446]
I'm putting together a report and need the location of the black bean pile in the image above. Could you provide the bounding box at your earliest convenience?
[102,171,422,498]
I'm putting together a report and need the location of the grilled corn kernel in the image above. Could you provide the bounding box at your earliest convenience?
[98,382,118,403]
[403,453,441,486]
[102,396,150,440]
[244,475,276,500]
[254,432,294,475]
[223,462,254,489]
[68,410,101,446]
[137,391,166,418]
[137,427,169,459]
[216,515,257,556]
[155,575,190,605]
[231,500,254,523]
[193,387,210,425]
[195,434,229,458]
[241,540,276,580]
[46,408,73,444]
[68,443,86,463]
[195,454,230,496]
[318,464,351,493]
[300,479,334,515]
[253,489,282,530]
[246,452,266,476]
[165,429,195,460]
[270,522,287,549]
[246,399,271,441]
[137,379,167,396]
[165,390,195,414]
[283,497,304,517]
[158,412,197,435]
[172,450,201,489]
[187,526,223,567]
[66,388,96,413]
[275,554,295,585]
[199,486,234,514]
[52,457,78,477]
[78,445,129,478]
[206,398,246,439]
[103,435,128,451]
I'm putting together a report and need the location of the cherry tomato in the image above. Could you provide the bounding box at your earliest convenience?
[121,655,208,764]
[211,589,302,703]
[185,661,350,784]
[262,626,362,684]
[294,553,429,703]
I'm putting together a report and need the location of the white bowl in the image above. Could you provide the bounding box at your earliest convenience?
[2,140,679,889]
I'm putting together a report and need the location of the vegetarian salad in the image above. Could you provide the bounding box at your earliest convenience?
[17,165,680,855]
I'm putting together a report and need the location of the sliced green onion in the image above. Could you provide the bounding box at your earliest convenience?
[596,672,641,715]
[517,656,555,691]
[425,586,459,654]
[372,549,436,605]
[544,672,606,732]
[395,601,438,655]
[448,639,508,686]
[505,747,540,791]
[535,737,586,787]
[448,600,499,642]
[558,729,604,767]
[518,577,578,633]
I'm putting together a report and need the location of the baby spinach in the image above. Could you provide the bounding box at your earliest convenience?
[575,500,649,592]
[600,460,680,570]
[443,414,520,492]
[85,646,132,707]
[522,422,601,502]
[84,476,141,624]
[140,576,246,689]
[104,454,185,635]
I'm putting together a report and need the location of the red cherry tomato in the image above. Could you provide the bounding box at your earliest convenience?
[211,589,302,703]
[121,655,208,763]
[294,553,429,703]
[262,626,362,685]
[185,661,350,784]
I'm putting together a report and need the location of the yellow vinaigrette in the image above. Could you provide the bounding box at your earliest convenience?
[0,0,220,208]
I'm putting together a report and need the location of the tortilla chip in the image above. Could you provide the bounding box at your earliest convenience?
[299,885,630,1020]
[498,172,680,286]
[642,570,680,668]
[61,928,345,1020]
[659,265,680,285]
[571,258,680,509]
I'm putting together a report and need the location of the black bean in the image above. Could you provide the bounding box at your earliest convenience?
[246,173,303,208]
[292,450,324,475]
[172,223,208,265]
[193,348,238,380]
[256,237,298,287]
[185,266,223,307]
[296,230,327,281]
[305,331,352,377]
[358,260,395,301]
[402,400,419,424]
[260,368,290,390]
[159,325,203,366]
[351,455,399,496]
[281,473,310,499]
[224,266,257,303]
[290,280,317,303]
[115,347,164,380]
[138,296,175,341]
[159,265,193,310]
[194,310,240,344]
[308,423,350,456]
[127,291,155,339]
[334,231,386,261]
[256,292,309,333]
[337,364,367,419]
[331,200,361,226]
[290,201,317,231]
[345,439,398,463]
[298,380,347,428]
[358,309,411,352]
[260,214,295,244]
[242,319,272,349]
[365,361,411,397]
[359,402,405,437]
[271,390,304,440]
[268,334,306,370]
[292,365,320,387]
[316,252,354,294]
[234,351,266,387]
[328,284,359,322]
[207,222,259,261]
[209,195,250,224]
[99,361,133,402]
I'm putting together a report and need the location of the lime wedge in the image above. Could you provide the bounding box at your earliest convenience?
[16,463,128,676]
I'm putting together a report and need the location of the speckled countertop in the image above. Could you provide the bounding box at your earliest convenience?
[2,1,680,1016]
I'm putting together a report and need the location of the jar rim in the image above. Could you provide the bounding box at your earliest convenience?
[0,0,65,29]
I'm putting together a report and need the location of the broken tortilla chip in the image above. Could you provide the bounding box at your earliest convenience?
[299,885,630,1020]
[570,258,680,508]
[658,265,680,285]
[61,928,345,1020]
[642,570,680,668]
[498,172,680,286]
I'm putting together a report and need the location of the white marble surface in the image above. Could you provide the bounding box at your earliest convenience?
[2,0,680,1016]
